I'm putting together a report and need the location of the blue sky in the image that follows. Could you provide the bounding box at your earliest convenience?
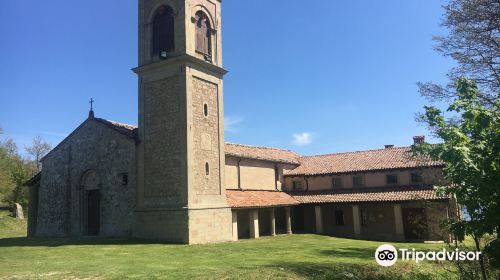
[0,0,453,156]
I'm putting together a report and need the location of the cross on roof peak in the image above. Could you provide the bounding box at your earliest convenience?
[88,98,95,119]
[89,98,95,111]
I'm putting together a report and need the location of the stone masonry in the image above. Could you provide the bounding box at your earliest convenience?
[36,119,136,237]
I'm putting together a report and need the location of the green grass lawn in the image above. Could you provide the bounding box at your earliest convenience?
[0,208,27,239]
[0,211,457,279]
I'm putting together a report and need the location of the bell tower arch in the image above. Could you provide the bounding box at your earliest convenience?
[133,0,231,244]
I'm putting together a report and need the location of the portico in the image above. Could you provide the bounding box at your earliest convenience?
[289,186,452,242]
[226,190,297,240]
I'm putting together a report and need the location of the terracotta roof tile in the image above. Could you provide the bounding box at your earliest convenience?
[285,147,443,176]
[94,118,138,139]
[225,143,300,164]
[289,186,448,204]
[226,190,299,209]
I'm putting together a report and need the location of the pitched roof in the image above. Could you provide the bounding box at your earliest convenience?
[225,143,300,165]
[289,186,448,204]
[95,120,299,164]
[24,172,41,187]
[226,189,299,209]
[285,147,443,176]
[94,118,138,139]
[86,118,443,172]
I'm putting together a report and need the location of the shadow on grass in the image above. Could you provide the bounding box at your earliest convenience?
[319,247,376,260]
[0,237,173,247]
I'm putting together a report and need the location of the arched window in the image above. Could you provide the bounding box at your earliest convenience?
[195,11,212,57]
[152,5,175,58]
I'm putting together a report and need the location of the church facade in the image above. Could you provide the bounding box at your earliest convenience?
[26,0,457,244]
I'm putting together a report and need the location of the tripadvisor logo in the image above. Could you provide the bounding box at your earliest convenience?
[375,244,398,266]
[375,244,481,267]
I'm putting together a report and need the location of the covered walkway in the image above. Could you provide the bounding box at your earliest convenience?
[226,190,298,240]
[289,186,452,241]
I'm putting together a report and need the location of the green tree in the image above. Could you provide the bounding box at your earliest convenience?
[0,129,38,208]
[414,78,499,279]
[25,135,51,171]
[0,130,18,206]
[6,160,31,208]
[417,0,499,105]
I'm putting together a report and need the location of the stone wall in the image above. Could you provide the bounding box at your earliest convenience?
[188,208,232,244]
[133,209,189,243]
[132,208,233,245]
[192,76,221,195]
[37,145,71,236]
[36,119,136,237]
[143,76,183,198]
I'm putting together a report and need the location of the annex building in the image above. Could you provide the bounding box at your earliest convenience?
[26,0,457,244]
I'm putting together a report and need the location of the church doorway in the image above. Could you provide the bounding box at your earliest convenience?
[81,170,101,236]
[87,190,100,236]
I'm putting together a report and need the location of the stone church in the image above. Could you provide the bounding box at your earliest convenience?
[25,0,457,244]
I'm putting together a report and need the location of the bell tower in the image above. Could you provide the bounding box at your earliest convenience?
[132,0,231,244]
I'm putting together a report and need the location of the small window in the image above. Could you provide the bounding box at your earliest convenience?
[411,173,423,184]
[353,176,365,187]
[292,181,303,190]
[335,210,345,226]
[386,174,398,185]
[203,103,208,117]
[332,178,343,189]
[120,173,128,186]
[205,162,210,176]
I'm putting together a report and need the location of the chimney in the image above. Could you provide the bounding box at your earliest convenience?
[384,144,394,149]
[413,135,425,144]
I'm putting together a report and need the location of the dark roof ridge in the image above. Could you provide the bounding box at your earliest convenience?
[226,188,283,192]
[93,118,138,139]
[24,172,41,187]
[300,146,411,159]
[94,118,137,128]
[226,142,298,154]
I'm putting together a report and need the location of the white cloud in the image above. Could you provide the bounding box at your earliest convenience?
[224,116,243,132]
[293,132,313,146]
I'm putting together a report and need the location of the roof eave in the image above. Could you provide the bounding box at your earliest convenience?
[284,164,446,177]
[229,203,300,209]
[294,198,450,205]
[225,153,300,165]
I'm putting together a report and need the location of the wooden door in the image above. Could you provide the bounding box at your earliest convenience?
[402,208,428,240]
[87,190,100,236]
